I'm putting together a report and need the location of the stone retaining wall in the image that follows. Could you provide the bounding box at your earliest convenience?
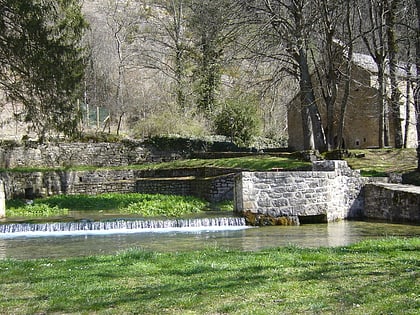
[0,141,188,168]
[234,160,367,225]
[136,174,235,202]
[0,168,236,203]
[364,183,420,223]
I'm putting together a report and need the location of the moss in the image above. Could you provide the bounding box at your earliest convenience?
[243,211,300,226]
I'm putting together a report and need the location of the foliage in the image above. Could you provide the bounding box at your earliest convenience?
[214,95,262,146]
[133,109,210,139]
[0,0,88,141]
[0,237,418,314]
[121,195,206,217]
[6,203,68,218]
[6,193,207,218]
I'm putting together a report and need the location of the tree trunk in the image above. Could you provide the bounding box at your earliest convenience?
[415,0,420,169]
[377,62,389,147]
[337,1,353,150]
[386,0,403,148]
[298,47,326,152]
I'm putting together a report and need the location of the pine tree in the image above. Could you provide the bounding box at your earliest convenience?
[0,0,87,141]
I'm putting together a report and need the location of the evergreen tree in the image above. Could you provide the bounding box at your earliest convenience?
[0,0,87,141]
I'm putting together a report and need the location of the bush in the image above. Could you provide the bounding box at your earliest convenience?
[6,203,69,217]
[214,96,262,147]
[132,108,210,139]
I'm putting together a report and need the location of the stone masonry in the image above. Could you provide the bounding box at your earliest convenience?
[234,160,367,225]
[0,168,236,203]
[0,141,189,168]
[364,183,420,223]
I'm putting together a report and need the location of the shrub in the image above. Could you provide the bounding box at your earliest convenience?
[214,95,262,147]
[6,203,69,217]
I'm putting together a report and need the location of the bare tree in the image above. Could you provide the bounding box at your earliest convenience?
[236,0,326,151]
[310,0,356,151]
[357,0,391,148]
[385,0,403,148]
[414,0,420,168]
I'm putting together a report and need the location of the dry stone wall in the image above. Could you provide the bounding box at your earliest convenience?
[0,141,188,168]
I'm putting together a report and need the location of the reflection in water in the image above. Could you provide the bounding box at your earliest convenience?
[0,220,419,260]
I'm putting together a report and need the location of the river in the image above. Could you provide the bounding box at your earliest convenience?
[0,219,418,260]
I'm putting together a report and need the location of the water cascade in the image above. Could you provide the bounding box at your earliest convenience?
[0,217,248,238]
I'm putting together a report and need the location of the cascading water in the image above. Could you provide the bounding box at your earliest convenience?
[0,217,249,238]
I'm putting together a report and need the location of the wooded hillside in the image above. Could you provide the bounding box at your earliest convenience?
[1,0,419,154]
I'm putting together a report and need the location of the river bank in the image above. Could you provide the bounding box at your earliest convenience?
[0,237,418,314]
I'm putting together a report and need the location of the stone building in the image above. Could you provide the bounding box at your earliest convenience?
[287,52,418,150]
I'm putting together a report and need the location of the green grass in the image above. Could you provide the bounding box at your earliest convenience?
[345,148,417,176]
[0,149,417,176]
[6,193,208,218]
[0,237,418,314]
[5,203,69,218]
[138,155,311,171]
[0,155,311,173]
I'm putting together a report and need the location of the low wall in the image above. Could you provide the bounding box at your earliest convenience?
[0,168,236,203]
[364,183,420,223]
[136,174,235,202]
[234,160,367,225]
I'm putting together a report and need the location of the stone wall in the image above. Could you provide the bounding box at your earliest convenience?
[136,174,236,203]
[0,168,236,203]
[234,160,367,225]
[364,183,420,223]
[0,141,188,168]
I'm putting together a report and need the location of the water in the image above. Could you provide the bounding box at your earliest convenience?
[0,217,247,237]
[0,219,418,260]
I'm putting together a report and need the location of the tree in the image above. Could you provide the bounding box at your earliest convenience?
[357,0,391,148]
[385,0,403,148]
[310,0,356,151]
[236,0,326,151]
[188,0,237,113]
[136,0,193,110]
[0,0,87,141]
[214,93,261,146]
[414,0,420,169]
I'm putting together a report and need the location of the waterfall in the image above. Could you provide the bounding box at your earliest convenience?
[0,217,248,238]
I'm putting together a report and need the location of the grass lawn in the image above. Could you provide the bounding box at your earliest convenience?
[0,237,418,314]
[344,149,418,177]
[1,148,417,176]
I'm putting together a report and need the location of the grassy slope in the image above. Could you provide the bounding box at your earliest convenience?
[0,237,418,315]
[344,149,417,176]
[1,148,417,174]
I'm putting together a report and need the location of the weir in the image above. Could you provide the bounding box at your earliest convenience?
[0,217,248,238]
